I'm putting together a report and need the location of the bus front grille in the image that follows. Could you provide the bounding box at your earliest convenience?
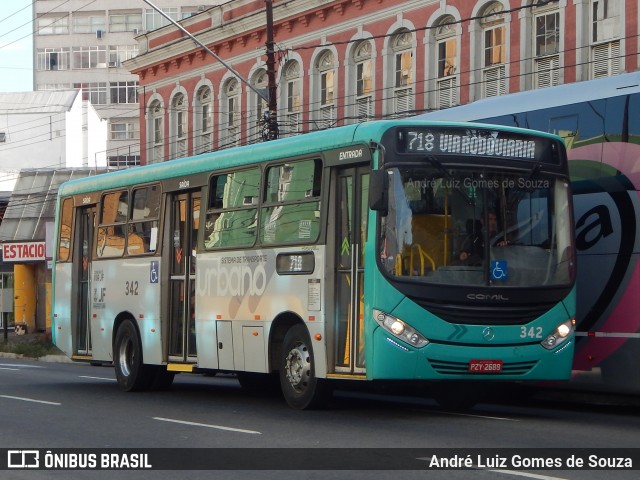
[412,299,557,325]
[428,358,538,376]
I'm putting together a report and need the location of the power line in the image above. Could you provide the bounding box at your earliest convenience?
[287,0,558,53]
[0,0,92,50]
[1,0,628,166]
[0,2,34,27]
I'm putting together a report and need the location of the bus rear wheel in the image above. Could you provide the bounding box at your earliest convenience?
[114,319,152,392]
[279,324,331,409]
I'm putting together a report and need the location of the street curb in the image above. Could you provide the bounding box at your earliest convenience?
[38,354,74,363]
[0,352,73,363]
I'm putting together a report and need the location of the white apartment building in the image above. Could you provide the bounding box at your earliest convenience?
[33,0,217,169]
[0,91,107,192]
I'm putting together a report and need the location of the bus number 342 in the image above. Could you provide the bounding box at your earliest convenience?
[125,281,139,296]
[520,326,542,339]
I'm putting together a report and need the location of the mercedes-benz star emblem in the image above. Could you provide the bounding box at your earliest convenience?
[482,327,495,341]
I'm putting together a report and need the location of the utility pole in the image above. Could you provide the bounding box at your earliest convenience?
[143,0,268,104]
[143,0,278,142]
[263,0,279,141]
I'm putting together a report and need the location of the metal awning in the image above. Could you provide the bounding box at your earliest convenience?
[0,168,105,242]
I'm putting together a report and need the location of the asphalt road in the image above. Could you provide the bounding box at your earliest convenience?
[0,357,639,480]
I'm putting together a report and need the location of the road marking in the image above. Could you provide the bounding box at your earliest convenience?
[417,458,569,480]
[0,395,61,406]
[79,375,117,381]
[410,408,518,421]
[440,411,519,421]
[153,416,261,435]
[0,367,20,371]
[484,469,569,480]
[0,363,43,368]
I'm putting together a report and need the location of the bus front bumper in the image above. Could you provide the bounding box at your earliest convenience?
[368,326,574,381]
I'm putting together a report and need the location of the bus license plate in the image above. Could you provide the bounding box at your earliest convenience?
[468,360,503,373]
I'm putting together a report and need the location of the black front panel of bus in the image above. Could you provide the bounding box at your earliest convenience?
[380,125,567,173]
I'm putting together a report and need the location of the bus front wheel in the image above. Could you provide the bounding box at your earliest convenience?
[279,324,331,409]
[114,319,151,392]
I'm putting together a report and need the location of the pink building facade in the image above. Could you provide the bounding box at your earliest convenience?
[124,0,638,165]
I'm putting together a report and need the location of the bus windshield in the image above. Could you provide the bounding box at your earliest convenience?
[378,166,575,287]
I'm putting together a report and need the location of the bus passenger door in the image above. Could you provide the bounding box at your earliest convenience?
[334,166,369,374]
[167,191,200,364]
[73,206,95,356]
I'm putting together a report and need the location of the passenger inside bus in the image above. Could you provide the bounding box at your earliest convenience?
[458,210,507,265]
[458,218,483,264]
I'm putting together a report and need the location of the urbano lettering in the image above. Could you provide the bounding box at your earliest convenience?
[197,263,267,297]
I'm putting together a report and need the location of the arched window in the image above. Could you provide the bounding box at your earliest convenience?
[148,100,163,163]
[353,41,373,121]
[221,79,240,148]
[434,15,458,108]
[480,3,506,97]
[194,85,213,154]
[314,50,336,129]
[170,92,187,159]
[533,0,560,88]
[281,61,301,137]
[590,0,620,78]
[390,30,414,117]
[249,69,268,143]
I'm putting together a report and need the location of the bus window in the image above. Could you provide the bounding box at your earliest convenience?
[57,197,73,262]
[204,168,260,248]
[380,172,453,276]
[97,190,128,257]
[128,185,161,255]
[260,158,322,244]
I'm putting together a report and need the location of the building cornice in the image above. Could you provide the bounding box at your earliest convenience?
[127,0,434,86]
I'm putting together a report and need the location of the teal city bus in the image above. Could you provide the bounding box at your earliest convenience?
[419,72,640,395]
[52,120,575,409]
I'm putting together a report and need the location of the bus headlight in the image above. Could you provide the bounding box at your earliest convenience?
[373,309,428,348]
[541,319,574,350]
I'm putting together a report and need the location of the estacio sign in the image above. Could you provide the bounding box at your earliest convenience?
[2,242,47,262]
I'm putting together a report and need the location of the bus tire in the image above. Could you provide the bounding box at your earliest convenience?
[150,367,175,391]
[279,324,331,409]
[114,319,151,392]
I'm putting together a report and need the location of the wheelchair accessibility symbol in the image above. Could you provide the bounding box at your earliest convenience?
[150,261,159,283]
[491,260,508,281]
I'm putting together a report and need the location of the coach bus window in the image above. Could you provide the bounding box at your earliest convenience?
[57,198,73,262]
[97,190,128,257]
[204,167,260,248]
[260,159,322,244]
[128,185,160,255]
[380,167,574,288]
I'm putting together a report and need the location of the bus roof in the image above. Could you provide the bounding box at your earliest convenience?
[418,71,640,122]
[59,122,366,196]
[58,119,562,197]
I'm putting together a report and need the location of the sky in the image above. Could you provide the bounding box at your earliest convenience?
[0,0,34,93]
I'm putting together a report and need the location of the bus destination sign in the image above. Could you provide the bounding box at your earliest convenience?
[399,127,556,163]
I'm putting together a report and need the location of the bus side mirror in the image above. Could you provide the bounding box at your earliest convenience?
[369,169,388,215]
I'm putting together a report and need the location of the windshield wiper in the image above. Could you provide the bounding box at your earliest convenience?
[526,163,542,183]
[508,162,543,210]
[424,156,475,206]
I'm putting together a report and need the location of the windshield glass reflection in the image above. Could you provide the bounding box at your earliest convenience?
[378,167,575,287]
